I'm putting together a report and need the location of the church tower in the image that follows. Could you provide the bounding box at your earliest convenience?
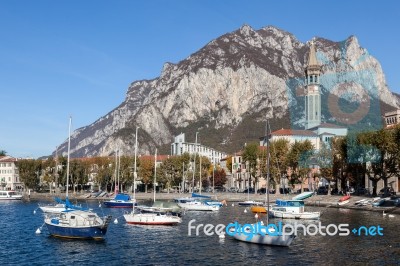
[304,40,322,129]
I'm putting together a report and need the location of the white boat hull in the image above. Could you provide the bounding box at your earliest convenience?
[123,212,181,225]
[232,232,295,246]
[269,210,320,220]
[177,202,220,211]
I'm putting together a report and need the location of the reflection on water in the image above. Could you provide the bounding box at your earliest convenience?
[0,200,399,265]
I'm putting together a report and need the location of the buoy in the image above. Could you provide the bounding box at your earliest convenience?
[244,209,247,213]
[255,213,259,219]
[99,203,102,208]
[35,228,41,234]
[232,203,234,207]
[33,210,36,214]
[114,218,118,224]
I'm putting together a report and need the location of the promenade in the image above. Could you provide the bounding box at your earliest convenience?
[23,191,399,214]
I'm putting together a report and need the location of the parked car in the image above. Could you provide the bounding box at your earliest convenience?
[296,188,310,194]
[317,186,329,195]
[279,188,290,194]
[378,187,395,197]
[214,186,226,192]
[331,188,343,195]
[228,187,239,193]
[242,187,255,193]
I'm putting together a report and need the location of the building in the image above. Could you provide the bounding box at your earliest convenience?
[304,40,322,130]
[0,156,23,191]
[171,133,227,164]
[384,109,400,128]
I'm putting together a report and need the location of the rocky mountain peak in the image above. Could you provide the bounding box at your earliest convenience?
[54,25,400,158]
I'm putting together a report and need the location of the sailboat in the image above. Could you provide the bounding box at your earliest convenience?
[44,117,112,239]
[124,147,182,225]
[103,149,136,208]
[39,118,89,214]
[230,119,295,246]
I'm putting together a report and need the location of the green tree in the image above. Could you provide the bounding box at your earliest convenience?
[287,140,314,193]
[139,156,154,193]
[16,159,42,190]
[269,139,290,194]
[242,142,259,193]
[0,150,7,156]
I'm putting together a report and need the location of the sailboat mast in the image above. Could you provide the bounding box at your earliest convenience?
[192,132,198,193]
[66,116,71,198]
[133,127,139,200]
[153,148,157,202]
[266,119,270,225]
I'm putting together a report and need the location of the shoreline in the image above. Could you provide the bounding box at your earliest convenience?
[21,191,400,214]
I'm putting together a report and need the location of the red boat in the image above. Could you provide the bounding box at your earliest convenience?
[339,195,351,202]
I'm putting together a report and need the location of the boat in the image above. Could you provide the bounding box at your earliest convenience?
[103,193,136,208]
[228,119,295,246]
[192,193,224,207]
[250,205,272,214]
[372,198,385,207]
[269,199,320,220]
[238,200,264,207]
[0,190,23,200]
[45,209,112,240]
[39,197,89,214]
[337,195,351,206]
[229,221,295,246]
[292,191,314,200]
[123,208,182,225]
[43,117,112,239]
[354,198,369,206]
[123,148,182,225]
[175,197,220,211]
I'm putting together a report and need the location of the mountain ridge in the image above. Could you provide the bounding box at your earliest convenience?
[53,25,400,158]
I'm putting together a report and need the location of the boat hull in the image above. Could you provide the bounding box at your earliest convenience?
[103,201,135,208]
[123,213,181,225]
[177,203,220,211]
[238,201,264,207]
[250,206,267,214]
[45,223,108,240]
[232,233,295,246]
[269,210,320,220]
[292,192,314,200]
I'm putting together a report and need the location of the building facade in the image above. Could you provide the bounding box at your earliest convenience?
[384,109,400,128]
[0,156,23,191]
[171,133,227,164]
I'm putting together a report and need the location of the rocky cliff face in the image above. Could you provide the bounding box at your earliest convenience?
[55,25,400,158]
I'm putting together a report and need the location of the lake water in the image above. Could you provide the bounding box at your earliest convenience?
[0,199,399,265]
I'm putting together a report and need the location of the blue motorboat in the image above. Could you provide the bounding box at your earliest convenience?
[45,209,112,240]
[103,193,137,208]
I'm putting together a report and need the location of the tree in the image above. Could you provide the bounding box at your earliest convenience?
[286,140,314,193]
[269,139,290,194]
[139,157,154,193]
[317,142,334,194]
[0,150,7,156]
[16,159,42,190]
[213,168,227,187]
[242,142,259,193]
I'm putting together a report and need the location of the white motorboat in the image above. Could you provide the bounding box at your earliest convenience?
[0,190,23,200]
[269,199,320,220]
[123,208,182,225]
[39,197,90,214]
[175,197,220,211]
[229,222,295,246]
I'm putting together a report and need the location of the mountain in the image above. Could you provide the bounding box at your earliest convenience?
[54,25,400,158]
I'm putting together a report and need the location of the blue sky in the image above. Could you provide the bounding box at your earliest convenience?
[1,0,399,158]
